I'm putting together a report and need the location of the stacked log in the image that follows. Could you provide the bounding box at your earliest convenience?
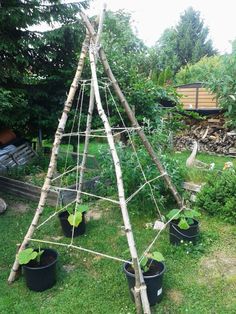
[174,115,236,155]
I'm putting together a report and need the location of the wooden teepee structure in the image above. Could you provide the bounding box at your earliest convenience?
[8,7,183,314]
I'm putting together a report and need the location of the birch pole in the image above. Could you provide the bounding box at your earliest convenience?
[8,33,90,284]
[89,43,151,314]
[76,4,106,204]
[80,12,183,209]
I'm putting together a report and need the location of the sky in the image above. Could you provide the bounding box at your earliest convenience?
[86,0,236,53]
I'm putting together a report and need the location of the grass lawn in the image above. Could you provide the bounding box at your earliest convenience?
[0,193,236,313]
[172,150,236,183]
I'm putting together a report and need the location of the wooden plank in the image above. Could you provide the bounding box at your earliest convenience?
[177,88,197,93]
[198,96,215,100]
[179,91,197,95]
[198,88,214,93]
[181,98,196,103]
[198,103,217,107]
[0,176,43,193]
[183,182,203,192]
[0,180,58,201]
[0,184,58,205]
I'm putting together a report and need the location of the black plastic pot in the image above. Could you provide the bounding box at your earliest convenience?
[124,260,165,306]
[23,248,58,292]
[169,219,199,245]
[58,210,86,238]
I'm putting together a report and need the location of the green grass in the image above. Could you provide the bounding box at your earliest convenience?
[172,150,236,183]
[0,193,236,313]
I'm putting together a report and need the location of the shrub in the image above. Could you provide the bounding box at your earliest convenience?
[97,144,185,214]
[195,170,236,223]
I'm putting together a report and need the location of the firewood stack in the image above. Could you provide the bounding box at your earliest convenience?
[174,115,236,155]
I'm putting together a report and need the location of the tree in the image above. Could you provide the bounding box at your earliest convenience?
[99,11,180,128]
[0,0,89,138]
[154,7,216,73]
[207,50,236,127]
[175,55,223,85]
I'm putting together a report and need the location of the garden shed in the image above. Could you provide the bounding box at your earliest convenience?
[176,82,219,112]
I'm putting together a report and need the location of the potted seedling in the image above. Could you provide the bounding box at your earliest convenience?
[167,208,201,245]
[17,247,58,292]
[58,203,88,238]
[124,252,165,306]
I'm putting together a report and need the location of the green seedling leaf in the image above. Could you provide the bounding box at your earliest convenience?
[75,204,89,213]
[18,248,38,265]
[151,251,165,262]
[184,210,195,218]
[167,209,181,220]
[68,211,82,227]
[178,218,190,230]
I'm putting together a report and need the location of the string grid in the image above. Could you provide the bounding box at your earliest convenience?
[31,76,181,266]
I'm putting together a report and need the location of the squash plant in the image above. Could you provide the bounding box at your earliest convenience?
[167,208,201,230]
[67,203,88,227]
[140,251,165,272]
[17,247,44,265]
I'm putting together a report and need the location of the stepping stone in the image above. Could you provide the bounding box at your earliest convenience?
[0,198,7,214]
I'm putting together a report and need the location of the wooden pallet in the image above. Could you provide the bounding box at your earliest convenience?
[0,143,35,172]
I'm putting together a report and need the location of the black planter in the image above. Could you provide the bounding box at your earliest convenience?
[124,260,165,306]
[23,248,58,292]
[169,219,199,245]
[58,210,86,238]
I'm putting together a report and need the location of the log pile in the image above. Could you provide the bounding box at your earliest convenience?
[174,115,236,155]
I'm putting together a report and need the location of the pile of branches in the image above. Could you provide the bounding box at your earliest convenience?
[174,115,236,155]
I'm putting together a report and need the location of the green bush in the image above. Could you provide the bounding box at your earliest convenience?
[97,144,185,214]
[195,170,236,223]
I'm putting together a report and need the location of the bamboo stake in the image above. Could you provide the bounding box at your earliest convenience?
[76,4,106,204]
[8,33,90,284]
[80,11,183,209]
[89,44,151,314]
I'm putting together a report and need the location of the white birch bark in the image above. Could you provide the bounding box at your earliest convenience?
[89,45,151,314]
[76,4,106,204]
[8,33,90,284]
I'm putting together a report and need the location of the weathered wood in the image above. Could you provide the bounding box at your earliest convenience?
[76,6,106,205]
[0,176,58,205]
[80,11,183,210]
[0,143,35,171]
[174,114,236,155]
[89,41,151,314]
[0,197,7,214]
[177,85,218,110]
[8,33,90,284]
[183,181,203,193]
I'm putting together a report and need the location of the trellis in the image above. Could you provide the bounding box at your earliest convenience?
[8,7,184,314]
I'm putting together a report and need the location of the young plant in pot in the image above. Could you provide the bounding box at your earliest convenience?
[58,203,88,238]
[17,247,58,292]
[167,208,201,245]
[124,252,165,306]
